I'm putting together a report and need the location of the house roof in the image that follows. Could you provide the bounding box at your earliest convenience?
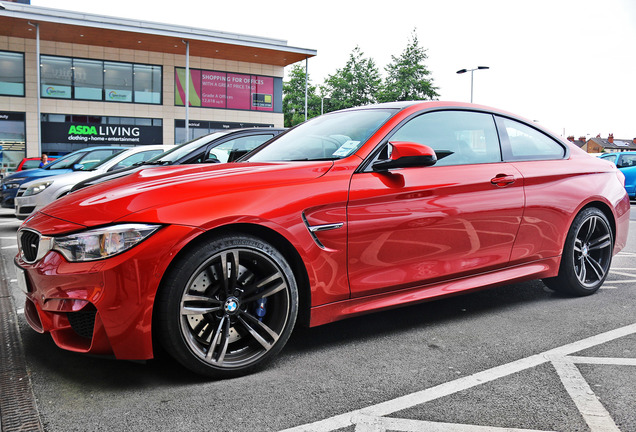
[0,1,316,66]
[589,137,636,151]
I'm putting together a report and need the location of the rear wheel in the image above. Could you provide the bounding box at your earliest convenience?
[543,207,613,296]
[156,234,298,378]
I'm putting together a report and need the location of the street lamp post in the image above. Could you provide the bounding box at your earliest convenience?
[456,66,489,103]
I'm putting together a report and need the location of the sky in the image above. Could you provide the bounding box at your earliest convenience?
[31,0,636,139]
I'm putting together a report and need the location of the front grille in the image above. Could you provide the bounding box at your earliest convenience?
[19,230,40,263]
[67,309,96,339]
[18,206,35,215]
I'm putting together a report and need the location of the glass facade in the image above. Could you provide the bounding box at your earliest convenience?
[0,51,25,96]
[40,55,162,104]
[0,112,26,175]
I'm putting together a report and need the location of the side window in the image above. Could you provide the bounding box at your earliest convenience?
[499,118,565,161]
[618,154,636,168]
[109,150,164,171]
[77,149,121,170]
[602,154,618,164]
[208,134,275,163]
[389,111,501,166]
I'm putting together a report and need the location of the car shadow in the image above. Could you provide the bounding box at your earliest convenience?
[19,279,566,388]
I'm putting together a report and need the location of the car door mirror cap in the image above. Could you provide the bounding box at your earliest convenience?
[372,141,437,171]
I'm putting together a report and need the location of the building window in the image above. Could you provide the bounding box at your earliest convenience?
[39,55,161,104]
[104,61,133,102]
[73,58,103,100]
[41,55,73,99]
[134,64,162,104]
[0,51,24,96]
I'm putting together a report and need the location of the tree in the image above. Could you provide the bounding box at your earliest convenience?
[378,30,439,102]
[322,46,382,111]
[282,63,321,127]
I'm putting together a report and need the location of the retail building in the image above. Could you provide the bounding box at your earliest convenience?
[0,1,316,173]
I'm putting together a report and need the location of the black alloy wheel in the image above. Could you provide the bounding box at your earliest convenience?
[156,234,298,377]
[543,207,613,296]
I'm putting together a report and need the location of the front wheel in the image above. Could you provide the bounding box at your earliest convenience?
[543,207,613,296]
[156,234,298,378]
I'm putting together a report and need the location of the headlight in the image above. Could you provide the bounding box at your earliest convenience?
[23,181,53,196]
[5,182,22,189]
[53,224,161,262]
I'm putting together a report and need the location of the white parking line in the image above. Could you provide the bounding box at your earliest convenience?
[550,357,620,432]
[350,415,554,432]
[1,245,17,250]
[281,323,636,432]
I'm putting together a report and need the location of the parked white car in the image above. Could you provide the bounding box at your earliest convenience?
[15,145,172,220]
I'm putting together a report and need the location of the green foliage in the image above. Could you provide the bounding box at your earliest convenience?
[378,30,439,102]
[282,64,322,127]
[282,31,438,122]
[322,46,381,112]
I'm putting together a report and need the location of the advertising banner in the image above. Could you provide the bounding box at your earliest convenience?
[175,68,278,112]
[201,71,227,108]
[175,69,202,106]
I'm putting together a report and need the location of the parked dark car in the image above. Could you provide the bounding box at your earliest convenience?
[71,128,285,192]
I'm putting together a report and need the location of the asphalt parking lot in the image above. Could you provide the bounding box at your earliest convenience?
[1,204,635,432]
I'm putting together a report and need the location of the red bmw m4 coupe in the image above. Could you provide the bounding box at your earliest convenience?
[16,101,630,377]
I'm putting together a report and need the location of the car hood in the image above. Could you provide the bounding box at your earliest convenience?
[3,168,73,183]
[21,170,97,189]
[38,161,334,227]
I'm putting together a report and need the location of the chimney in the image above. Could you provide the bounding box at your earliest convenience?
[579,136,586,142]
[567,136,575,142]
[608,133,614,144]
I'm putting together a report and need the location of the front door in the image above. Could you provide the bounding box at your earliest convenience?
[347,110,525,297]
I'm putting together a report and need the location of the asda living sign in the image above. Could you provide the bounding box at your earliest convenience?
[42,122,162,145]
[67,125,140,142]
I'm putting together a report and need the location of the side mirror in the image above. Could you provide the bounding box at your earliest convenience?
[72,163,85,171]
[372,141,437,171]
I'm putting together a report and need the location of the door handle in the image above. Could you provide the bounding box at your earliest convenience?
[491,174,516,187]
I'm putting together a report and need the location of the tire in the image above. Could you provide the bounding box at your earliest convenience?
[156,234,298,378]
[543,207,613,296]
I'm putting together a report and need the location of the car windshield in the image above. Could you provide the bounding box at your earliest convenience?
[146,131,230,164]
[245,109,396,162]
[43,151,84,170]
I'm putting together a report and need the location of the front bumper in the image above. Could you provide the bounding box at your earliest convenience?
[16,219,202,360]
[15,194,41,220]
[1,188,18,208]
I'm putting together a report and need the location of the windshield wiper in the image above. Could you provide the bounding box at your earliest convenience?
[286,157,336,162]
[134,160,171,166]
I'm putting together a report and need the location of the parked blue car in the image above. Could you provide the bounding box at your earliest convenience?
[1,146,128,208]
[599,151,636,199]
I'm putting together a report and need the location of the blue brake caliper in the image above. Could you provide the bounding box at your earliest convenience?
[255,297,267,321]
